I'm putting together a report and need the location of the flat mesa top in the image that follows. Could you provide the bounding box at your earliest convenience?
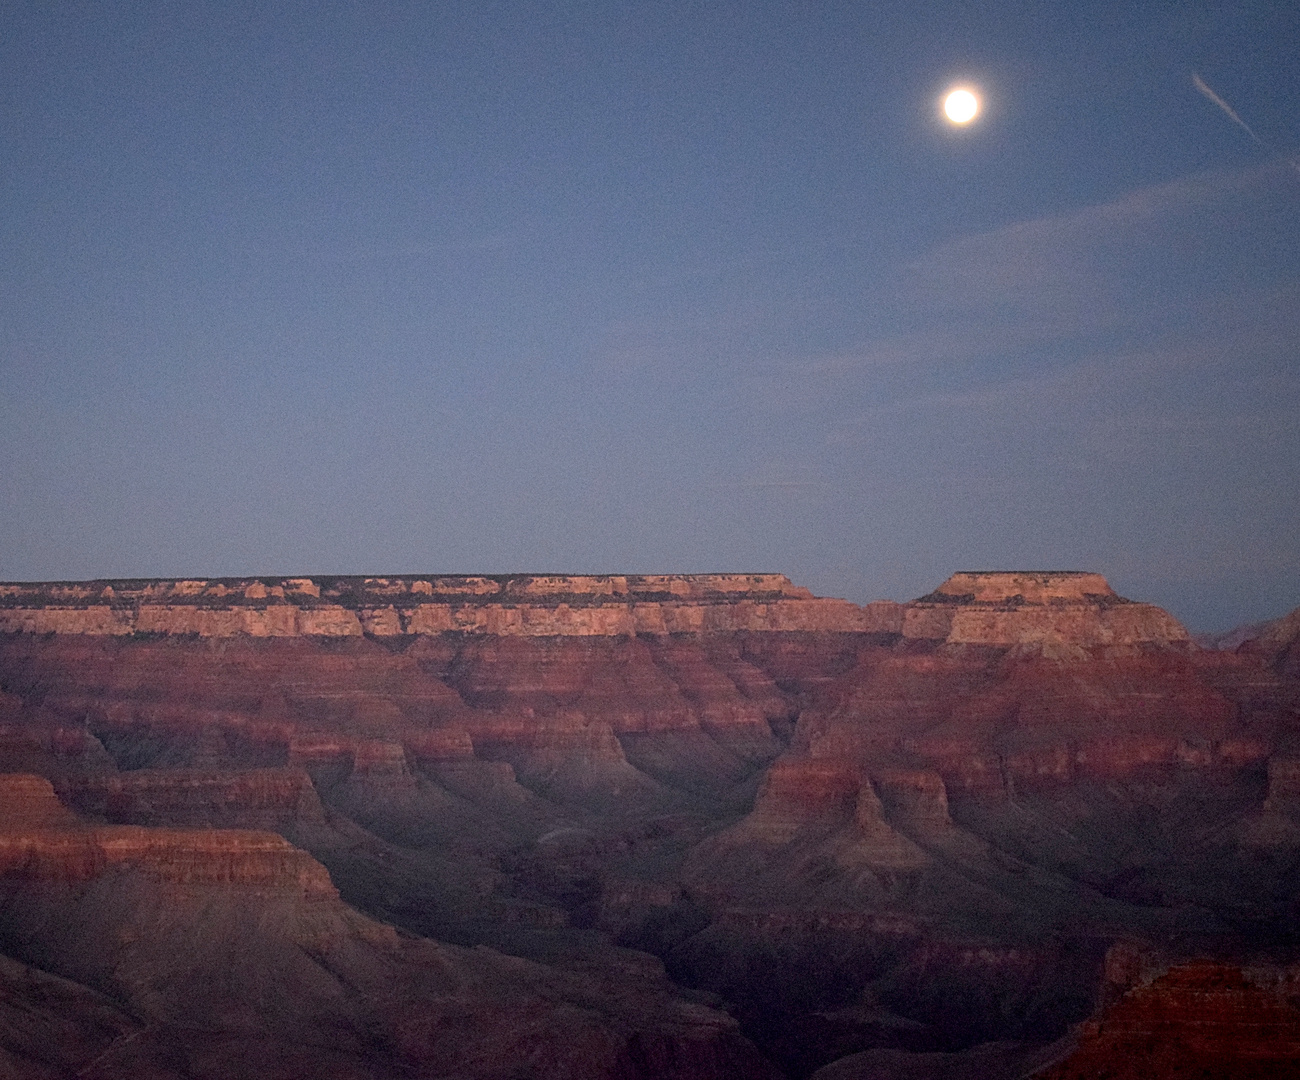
[930,572,1118,604]
[0,569,1188,643]
[0,573,815,607]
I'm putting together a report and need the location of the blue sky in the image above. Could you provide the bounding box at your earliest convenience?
[2,1,1298,630]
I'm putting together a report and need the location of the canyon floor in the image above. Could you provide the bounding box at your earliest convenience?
[1,571,1299,1079]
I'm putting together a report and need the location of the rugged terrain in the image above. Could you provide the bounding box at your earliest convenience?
[1,570,1298,1077]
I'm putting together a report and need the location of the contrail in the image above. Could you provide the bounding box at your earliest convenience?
[1192,73,1262,144]
[1191,73,1300,178]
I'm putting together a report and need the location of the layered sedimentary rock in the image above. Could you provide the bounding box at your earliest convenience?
[905,571,1189,648]
[55,767,327,829]
[665,579,1299,1073]
[697,577,1286,924]
[1040,955,1300,1079]
[0,773,777,1080]
[0,571,1190,648]
[1,571,1298,1078]
[0,573,894,637]
[0,773,336,893]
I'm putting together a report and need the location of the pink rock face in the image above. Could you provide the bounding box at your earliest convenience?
[0,571,1274,810]
[0,573,876,638]
[0,774,337,894]
[755,758,863,821]
[791,631,1248,797]
[929,571,1118,603]
[0,571,1262,806]
[907,571,1188,647]
[0,570,1192,651]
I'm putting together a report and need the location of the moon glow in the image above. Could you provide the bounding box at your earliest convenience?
[943,89,979,124]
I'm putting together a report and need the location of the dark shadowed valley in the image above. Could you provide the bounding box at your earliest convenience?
[1,571,1299,1079]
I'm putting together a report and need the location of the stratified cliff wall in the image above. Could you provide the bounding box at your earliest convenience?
[0,778,777,1080]
[904,571,1189,647]
[1,570,1294,1079]
[0,571,1186,645]
[0,773,337,893]
[1038,955,1300,1079]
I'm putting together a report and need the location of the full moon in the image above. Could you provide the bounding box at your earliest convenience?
[943,89,979,124]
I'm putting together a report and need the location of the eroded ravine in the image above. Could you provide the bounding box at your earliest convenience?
[2,571,1299,1077]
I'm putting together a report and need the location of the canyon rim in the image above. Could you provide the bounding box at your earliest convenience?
[0,570,1299,1079]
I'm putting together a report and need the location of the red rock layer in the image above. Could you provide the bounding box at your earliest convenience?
[434,635,789,737]
[1041,960,1300,1079]
[55,767,327,828]
[0,772,81,827]
[0,573,1293,1078]
[0,773,337,895]
[0,573,1274,838]
[0,631,802,805]
[793,644,1255,797]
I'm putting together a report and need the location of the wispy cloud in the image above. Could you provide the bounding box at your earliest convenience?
[751,162,1297,401]
[1193,74,1262,145]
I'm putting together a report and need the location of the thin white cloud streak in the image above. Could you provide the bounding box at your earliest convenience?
[1193,73,1262,145]
[1191,74,1300,178]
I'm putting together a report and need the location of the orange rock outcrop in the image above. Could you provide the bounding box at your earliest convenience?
[0,773,337,895]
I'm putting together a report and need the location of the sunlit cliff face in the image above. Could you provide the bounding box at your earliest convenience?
[0,570,1185,647]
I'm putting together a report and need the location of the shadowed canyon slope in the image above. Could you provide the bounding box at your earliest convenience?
[1,571,1299,1078]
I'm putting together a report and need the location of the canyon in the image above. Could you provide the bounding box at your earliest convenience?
[1,570,1298,1078]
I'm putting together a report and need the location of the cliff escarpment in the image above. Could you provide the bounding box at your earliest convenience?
[0,773,336,891]
[0,570,1297,1078]
[0,573,891,637]
[0,570,1186,646]
[1037,953,1300,1079]
[0,773,778,1080]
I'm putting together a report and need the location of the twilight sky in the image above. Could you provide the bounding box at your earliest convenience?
[2,1,1298,630]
